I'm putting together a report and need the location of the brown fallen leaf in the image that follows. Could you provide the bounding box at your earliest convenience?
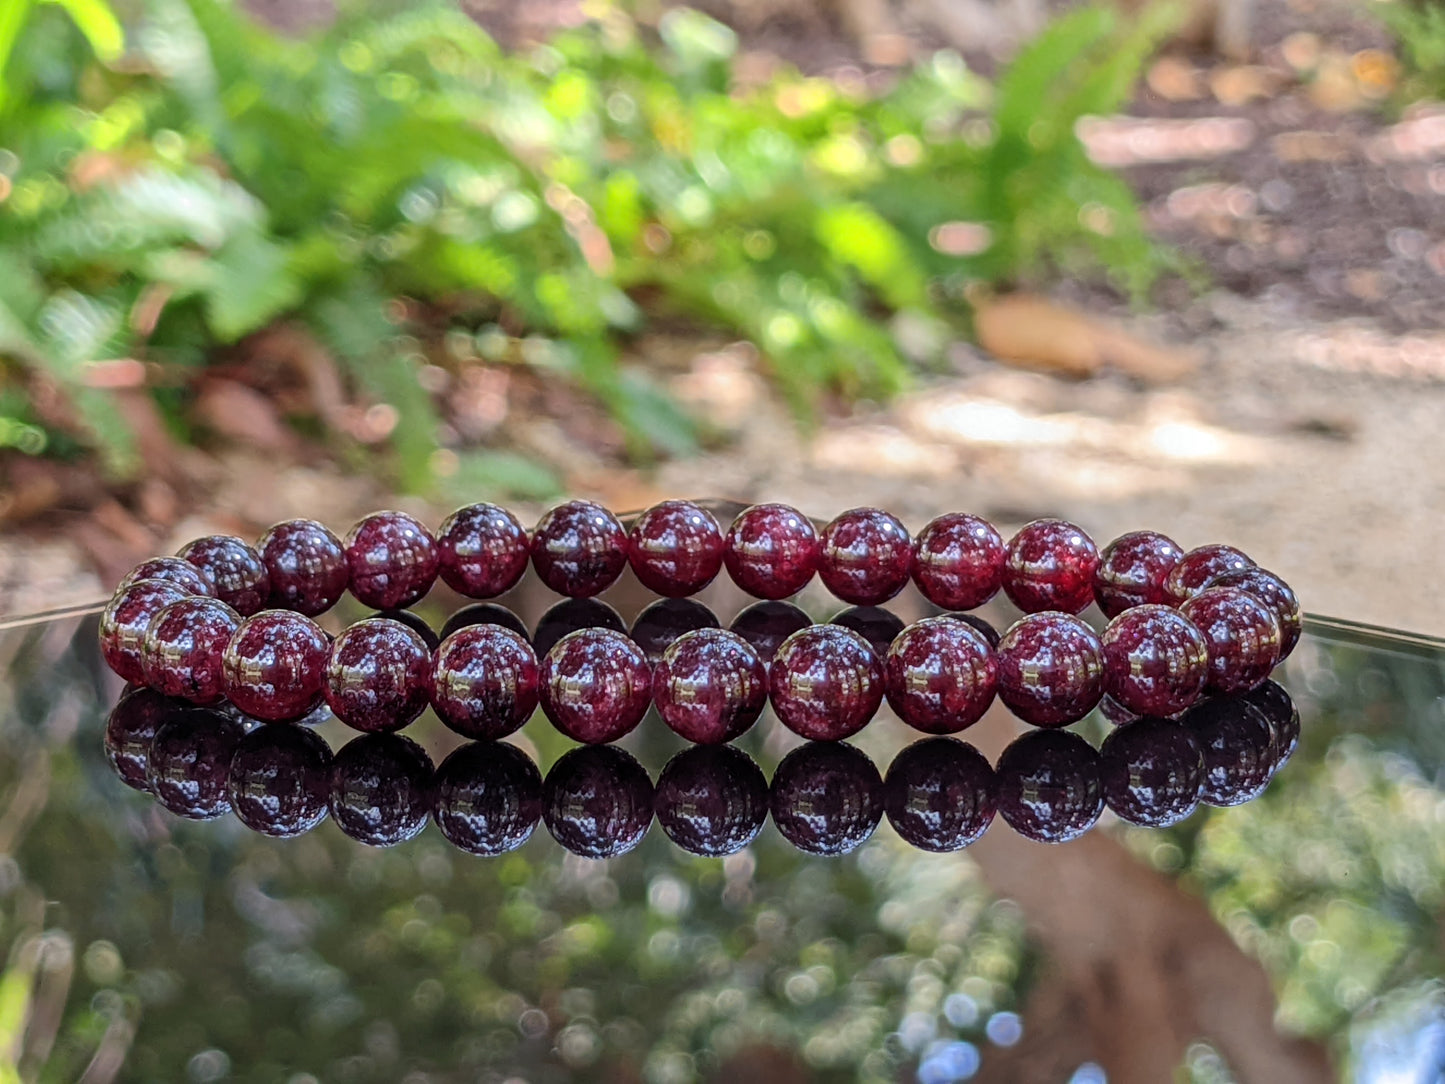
[193,377,300,453]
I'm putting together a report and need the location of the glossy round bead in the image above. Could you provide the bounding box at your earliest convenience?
[530,500,627,598]
[344,511,439,610]
[433,741,543,857]
[100,579,191,684]
[652,629,768,745]
[1001,519,1099,615]
[543,745,654,858]
[437,502,531,599]
[995,730,1103,843]
[723,503,820,600]
[1178,587,1281,694]
[540,628,652,744]
[1099,717,1205,827]
[227,725,332,837]
[629,598,721,666]
[911,513,1006,611]
[372,609,440,651]
[728,601,811,667]
[533,597,627,659]
[769,625,884,741]
[946,612,1001,649]
[1164,544,1254,604]
[328,733,434,846]
[1183,696,1275,807]
[431,625,540,741]
[140,596,241,703]
[439,602,530,644]
[995,612,1104,727]
[654,745,769,856]
[1093,530,1184,617]
[818,507,913,606]
[883,616,997,735]
[884,737,995,851]
[118,557,214,597]
[177,535,271,616]
[1245,679,1300,776]
[1206,568,1301,660]
[1099,605,1209,717]
[325,618,433,733]
[627,499,725,597]
[146,709,244,820]
[257,519,350,616]
[222,610,330,722]
[829,606,905,658]
[769,742,883,856]
[104,688,174,792]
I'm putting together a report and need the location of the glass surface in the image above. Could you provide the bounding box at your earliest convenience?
[1,586,1442,1083]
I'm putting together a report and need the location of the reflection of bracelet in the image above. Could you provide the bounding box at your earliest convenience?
[97,499,1300,744]
[106,679,1300,854]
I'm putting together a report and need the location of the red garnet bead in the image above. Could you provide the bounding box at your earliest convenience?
[1179,587,1281,694]
[530,500,628,598]
[654,745,769,856]
[118,557,214,597]
[1093,530,1184,617]
[769,741,884,856]
[344,511,439,610]
[818,507,913,606]
[1205,567,1302,660]
[995,612,1104,727]
[1099,605,1209,717]
[1164,544,1254,604]
[325,618,433,734]
[257,519,350,616]
[100,580,191,684]
[884,737,996,852]
[432,742,543,857]
[1098,718,1205,827]
[728,601,811,667]
[627,499,725,597]
[540,628,652,744]
[222,610,330,722]
[911,512,1006,611]
[141,596,241,704]
[533,597,627,658]
[147,709,244,820]
[328,734,434,847]
[830,606,905,659]
[769,625,883,741]
[105,688,172,792]
[431,625,541,741]
[883,616,997,735]
[629,598,721,666]
[437,502,531,599]
[543,745,654,858]
[652,628,769,745]
[1184,696,1276,806]
[723,503,820,600]
[1002,519,1100,615]
[994,729,1103,843]
[178,535,271,616]
[227,726,333,838]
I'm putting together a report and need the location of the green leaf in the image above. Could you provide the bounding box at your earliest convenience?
[435,450,562,505]
[202,231,303,341]
[46,0,123,61]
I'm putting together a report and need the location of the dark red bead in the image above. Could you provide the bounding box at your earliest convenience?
[100,580,191,684]
[1001,519,1099,615]
[1183,696,1275,807]
[141,596,241,704]
[431,625,540,741]
[1099,718,1205,827]
[1099,605,1209,717]
[829,606,905,658]
[530,500,627,598]
[104,688,175,792]
[818,507,913,606]
[344,511,439,610]
[911,513,1006,611]
[1206,568,1301,660]
[433,741,543,857]
[1164,544,1254,604]
[222,610,330,722]
[227,725,332,837]
[995,729,1103,843]
[946,612,1001,649]
[883,616,997,735]
[769,625,883,741]
[655,744,769,856]
[533,597,627,658]
[147,708,244,820]
[257,519,350,616]
[329,733,434,846]
[1245,679,1300,777]
[118,557,213,597]
[728,601,811,666]
[995,612,1104,727]
[439,603,529,644]
[540,628,652,744]
[325,618,433,733]
[543,745,654,858]
[178,535,271,616]
[723,503,820,600]
[1178,587,1281,695]
[629,598,720,666]
[371,609,439,651]
[884,737,995,852]
[652,628,768,745]
[770,742,883,856]
[1093,530,1183,617]
[437,502,531,599]
[627,499,725,597]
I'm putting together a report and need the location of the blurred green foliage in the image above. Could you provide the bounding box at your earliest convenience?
[0,0,1177,492]
[1376,0,1445,101]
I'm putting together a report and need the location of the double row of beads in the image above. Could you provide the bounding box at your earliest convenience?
[100,499,1301,744]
